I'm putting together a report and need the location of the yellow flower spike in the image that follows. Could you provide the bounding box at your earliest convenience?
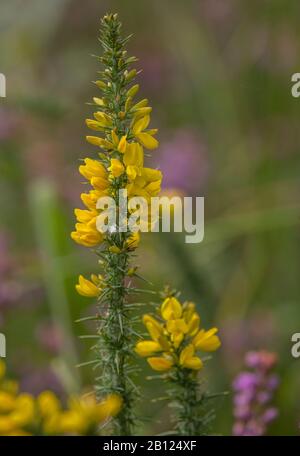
[135,341,162,357]
[161,297,182,321]
[108,158,125,178]
[148,357,174,372]
[179,344,203,370]
[86,119,105,131]
[118,135,128,153]
[193,328,221,352]
[76,275,101,298]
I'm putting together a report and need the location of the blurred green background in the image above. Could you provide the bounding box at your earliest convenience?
[1,0,300,435]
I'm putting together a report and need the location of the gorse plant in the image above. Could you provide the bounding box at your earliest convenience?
[72,12,222,437]
[71,13,162,435]
[135,291,221,435]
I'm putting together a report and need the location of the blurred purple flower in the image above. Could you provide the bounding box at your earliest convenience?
[232,350,280,436]
[35,321,65,355]
[0,231,43,325]
[20,366,64,397]
[157,130,209,194]
[0,108,19,141]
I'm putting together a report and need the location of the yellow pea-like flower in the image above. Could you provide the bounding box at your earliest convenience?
[93,111,112,127]
[127,84,139,98]
[135,341,162,357]
[38,391,61,417]
[193,328,221,352]
[108,159,125,178]
[79,158,107,181]
[143,315,164,341]
[132,115,150,135]
[166,319,188,334]
[136,132,158,150]
[118,135,128,153]
[85,119,105,131]
[179,344,203,370]
[186,313,200,336]
[147,357,174,372]
[161,297,182,321]
[75,274,101,298]
[93,97,105,106]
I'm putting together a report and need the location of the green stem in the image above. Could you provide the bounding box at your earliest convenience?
[172,369,200,435]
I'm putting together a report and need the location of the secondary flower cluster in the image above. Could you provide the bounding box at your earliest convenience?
[135,296,221,372]
[0,360,121,436]
[232,350,279,436]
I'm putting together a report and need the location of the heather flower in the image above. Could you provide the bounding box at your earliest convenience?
[232,350,279,436]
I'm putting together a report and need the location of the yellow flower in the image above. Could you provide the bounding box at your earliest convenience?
[71,223,103,247]
[74,208,98,225]
[123,142,144,181]
[179,344,203,370]
[79,158,107,182]
[147,357,174,372]
[186,313,200,337]
[0,392,16,413]
[132,115,158,150]
[59,394,122,435]
[125,232,140,250]
[135,341,162,357]
[37,391,61,417]
[108,158,125,178]
[118,135,128,153]
[166,319,188,334]
[10,393,35,428]
[161,297,182,320]
[76,274,101,298]
[193,328,221,352]
[143,315,164,341]
[93,111,112,126]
